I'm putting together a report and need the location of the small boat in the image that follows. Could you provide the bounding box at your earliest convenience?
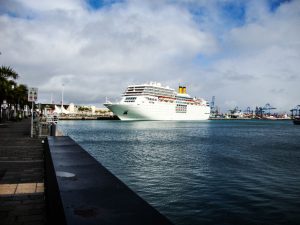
[293,117,300,125]
[291,105,300,125]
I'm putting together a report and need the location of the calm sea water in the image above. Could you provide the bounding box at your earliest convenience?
[58,120,300,225]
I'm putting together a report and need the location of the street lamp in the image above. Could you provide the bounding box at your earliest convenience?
[1,100,8,122]
[61,84,64,113]
[11,85,17,119]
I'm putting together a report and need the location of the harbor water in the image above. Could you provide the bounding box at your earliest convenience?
[58,120,300,225]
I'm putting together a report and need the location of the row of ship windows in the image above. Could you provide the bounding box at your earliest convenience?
[124,97,136,102]
[125,91,174,95]
[175,100,201,106]
[126,92,174,97]
[127,87,172,90]
[126,88,174,94]
[125,93,174,98]
[176,104,187,113]
[146,97,157,101]
[124,97,203,106]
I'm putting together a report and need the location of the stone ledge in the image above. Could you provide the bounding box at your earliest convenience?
[45,136,173,225]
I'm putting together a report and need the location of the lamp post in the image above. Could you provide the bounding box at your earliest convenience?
[28,87,38,138]
[11,85,17,119]
[61,84,64,114]
[1,100,8,122]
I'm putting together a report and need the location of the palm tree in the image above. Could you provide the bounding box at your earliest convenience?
[0,66,19,104]
[0,66,19,80]
[13,84,29,119]
[0,66,19,121]
[15,84,28,107]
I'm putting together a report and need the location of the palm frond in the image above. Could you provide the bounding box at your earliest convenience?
[0,66,19,80]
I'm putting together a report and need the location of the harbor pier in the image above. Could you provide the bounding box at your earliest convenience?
[45,136,173,225]
[0,119,173,225]
[0,119,46,225]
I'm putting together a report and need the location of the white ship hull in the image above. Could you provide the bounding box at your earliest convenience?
[105,82,210,121]
[105,102,210,121]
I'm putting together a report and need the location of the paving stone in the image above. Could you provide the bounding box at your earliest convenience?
[0,119,46,225]
[36,183,44,193]
[0,184,17,195]
[15,183,36,194]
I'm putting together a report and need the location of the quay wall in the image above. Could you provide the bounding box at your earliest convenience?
[44,136,173,225]
[59,115,119,120]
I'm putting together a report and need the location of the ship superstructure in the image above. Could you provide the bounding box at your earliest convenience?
[104,82,210,120]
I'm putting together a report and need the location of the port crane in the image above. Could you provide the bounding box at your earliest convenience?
[255,106,263,118]
[243,107,254,118]
[290,105,300,118]
[262,103,276,116]
[254,103,276,118]
[244,107,253,114]
[210,96,219,117]
[210,96,215,111]
[229,106,239,114]
[228,106,242,118]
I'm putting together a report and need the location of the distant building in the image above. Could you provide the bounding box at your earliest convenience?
[39,103,112,116]
[67,103,75,114]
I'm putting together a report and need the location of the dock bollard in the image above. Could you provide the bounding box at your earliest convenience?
[50,123,56,136]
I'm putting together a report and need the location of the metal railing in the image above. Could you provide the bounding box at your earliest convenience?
[34,115,59,138]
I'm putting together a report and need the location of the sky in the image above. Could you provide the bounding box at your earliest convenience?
[0,0,299,112]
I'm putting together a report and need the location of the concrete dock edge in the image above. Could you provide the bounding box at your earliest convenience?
[44,136,173,225]
[44,138,67,225]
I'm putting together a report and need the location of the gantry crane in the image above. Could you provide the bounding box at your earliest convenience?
[290,105,300,118]
[262,103,276,116]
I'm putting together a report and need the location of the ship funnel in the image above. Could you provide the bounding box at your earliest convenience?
[178,86,183,94]
[182,86,186,94]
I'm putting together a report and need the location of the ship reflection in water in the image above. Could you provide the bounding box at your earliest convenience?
[59,120,300,225]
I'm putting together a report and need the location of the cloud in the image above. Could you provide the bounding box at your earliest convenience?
[0,0,299,112]
[12,0,84,12]
[205,0,300,111]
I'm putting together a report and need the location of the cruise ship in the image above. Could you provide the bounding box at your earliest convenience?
[104,82,210,121]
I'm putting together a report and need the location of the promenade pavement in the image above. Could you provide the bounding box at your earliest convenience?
[0,119,46,225]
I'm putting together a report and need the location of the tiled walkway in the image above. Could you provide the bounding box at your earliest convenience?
[0,119,46,225]
[0,183,44,195]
